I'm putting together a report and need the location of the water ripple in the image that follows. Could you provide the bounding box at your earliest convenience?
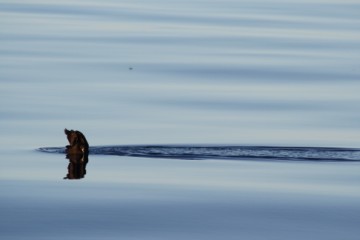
[38,145,360,162]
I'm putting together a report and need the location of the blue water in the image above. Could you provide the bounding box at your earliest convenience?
[1,0,360,239]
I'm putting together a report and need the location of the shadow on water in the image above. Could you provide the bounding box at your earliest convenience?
[64,152,89,180]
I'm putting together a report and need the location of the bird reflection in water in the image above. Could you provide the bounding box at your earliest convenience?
[64,152,89,180]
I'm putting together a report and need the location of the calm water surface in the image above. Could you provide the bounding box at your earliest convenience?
[1,0,360,239]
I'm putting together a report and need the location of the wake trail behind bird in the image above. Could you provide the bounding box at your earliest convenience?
[38,145,360,162]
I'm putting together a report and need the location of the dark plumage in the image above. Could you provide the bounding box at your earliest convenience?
[64,128,89,154]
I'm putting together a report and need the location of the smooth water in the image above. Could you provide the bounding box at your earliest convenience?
[1,0,360,147]
[1,0,360,239]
